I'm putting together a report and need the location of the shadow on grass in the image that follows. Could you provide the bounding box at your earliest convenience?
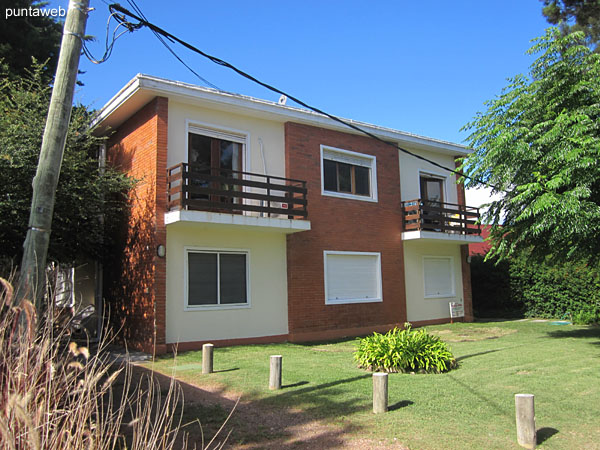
[282,381,309,389]
[213,367,240,373]
[545,326,600,346]
[456,348,502,362]
[389,400,414,411]
[537,427,559,444]
[446,373,512,418]
[133,365,371,449]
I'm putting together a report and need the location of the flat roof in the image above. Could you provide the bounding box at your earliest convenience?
[93,74,471,156]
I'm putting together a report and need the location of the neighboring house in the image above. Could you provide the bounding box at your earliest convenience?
[469,225,493,256]
[94,74,483,354]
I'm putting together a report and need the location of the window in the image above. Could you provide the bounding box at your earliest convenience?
[186,249,249,308]
[423,256,455,298]
[321,146,377,201]
[324,251,382,305]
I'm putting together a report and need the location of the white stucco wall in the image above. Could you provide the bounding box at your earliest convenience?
[403,241,464,322]
[167,100,286,177]
[398,147,460,204]
[165,223,289,344]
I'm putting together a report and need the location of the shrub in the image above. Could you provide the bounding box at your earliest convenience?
[471,254,600,320]
[0,277,231,449]
[354,324,457,374]
[572,309,600,325]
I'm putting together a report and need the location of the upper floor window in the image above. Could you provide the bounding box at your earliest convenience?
[320,146,377,202]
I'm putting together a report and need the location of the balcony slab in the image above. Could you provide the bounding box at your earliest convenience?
[402,230,483,244]
[165,209,311,234]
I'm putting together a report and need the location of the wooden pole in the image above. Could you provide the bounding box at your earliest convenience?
[373,372,388,414]
[202,343,214,374]
[515,394,536,449]
[269,355,282,390]
[16,0,90,310]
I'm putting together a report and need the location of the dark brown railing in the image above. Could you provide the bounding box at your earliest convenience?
[401,199,481,235]
[167,163,308,219]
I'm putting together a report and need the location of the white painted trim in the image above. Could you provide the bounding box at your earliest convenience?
[323,250,383,305]
[320,145,378,203]
[422,256,455,299]
[184,246,251,311]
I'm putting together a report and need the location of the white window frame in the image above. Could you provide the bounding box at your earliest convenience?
[184,246,251,311]
[418,170,448,202]
[323,250,383,305]
[320,145,378,202]
[422,256,455,299]
[185,120,250,172]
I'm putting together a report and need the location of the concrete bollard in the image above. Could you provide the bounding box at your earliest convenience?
[269,355,282,390]
[202,343,214,374]
[515,394,536,449]
[373,372,388,414]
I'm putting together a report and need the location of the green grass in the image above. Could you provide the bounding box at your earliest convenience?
[147,320,600,449]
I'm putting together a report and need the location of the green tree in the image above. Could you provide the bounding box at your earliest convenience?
[0,65,133,267]
[461,28,600,264]
[0,0,63,80]
[541,0,600,50]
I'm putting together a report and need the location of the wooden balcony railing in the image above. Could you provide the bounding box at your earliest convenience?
[167,163,308,219]
[401,199,481,235]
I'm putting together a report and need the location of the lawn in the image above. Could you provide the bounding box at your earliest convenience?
[146,320,600,449]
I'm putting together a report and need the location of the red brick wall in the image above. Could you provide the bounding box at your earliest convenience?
[105,96,168,354]
[285,122,406,341]
[455,158,474,322]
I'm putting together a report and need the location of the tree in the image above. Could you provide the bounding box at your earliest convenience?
[0,0,62,80]
[541,0,600,50]
[0,64,133,268]
[460,28,600,265]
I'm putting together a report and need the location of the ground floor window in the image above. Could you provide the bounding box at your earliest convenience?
[186,249,249,308]
[423,256,455,298]
[324,251,382,305]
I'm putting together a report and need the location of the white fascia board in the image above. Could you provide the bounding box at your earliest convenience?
[95,74,472,156]
[91,75,142,130]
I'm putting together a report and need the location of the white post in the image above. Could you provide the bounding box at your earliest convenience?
[515,394,536,449]
[373,373,388,414]
[269,355,282,390]
[202,343,214,374]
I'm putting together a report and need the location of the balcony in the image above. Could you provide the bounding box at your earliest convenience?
[165,163,310,233]
[401,199,482,243]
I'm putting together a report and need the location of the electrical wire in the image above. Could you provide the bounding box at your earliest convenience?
[125,0,221,90]
[81,11,140,64]
[108,2,499,191]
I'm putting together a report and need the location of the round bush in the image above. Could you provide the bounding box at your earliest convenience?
[354,324,457,373]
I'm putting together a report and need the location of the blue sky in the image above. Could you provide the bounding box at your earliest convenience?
[48,0,550,204]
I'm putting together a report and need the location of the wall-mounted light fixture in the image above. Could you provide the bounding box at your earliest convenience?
[157,244,166,258]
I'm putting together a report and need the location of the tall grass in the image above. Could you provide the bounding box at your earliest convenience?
[0,277,229,449]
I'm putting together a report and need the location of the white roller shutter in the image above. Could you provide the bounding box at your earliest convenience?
[423,257,455,298]
[324,252,382,304]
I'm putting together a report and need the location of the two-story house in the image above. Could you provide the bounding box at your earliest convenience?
[94,74,482,354]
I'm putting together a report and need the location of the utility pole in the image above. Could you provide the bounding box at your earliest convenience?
[16,0,90,311]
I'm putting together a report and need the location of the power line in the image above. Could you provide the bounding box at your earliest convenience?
[81,11,139,64]
[108,2,499,191]
[125,0,221,90]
